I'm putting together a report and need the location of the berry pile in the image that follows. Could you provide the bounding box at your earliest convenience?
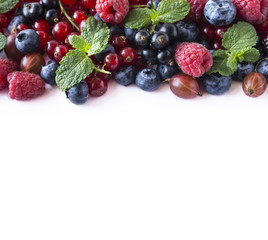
[0,0,267,104]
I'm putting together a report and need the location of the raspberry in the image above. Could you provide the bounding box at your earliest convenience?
[174,42,213,78]
[0,59,18,90]
[185,0,208,21]
[231,0,268,24]
[96,0,129,24]
[7,72,45,100]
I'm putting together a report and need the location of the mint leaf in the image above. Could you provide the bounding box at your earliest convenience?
[155,0,190,24]
[227,51,238,73]
[123,8,152,30]
[81,17,110,56]
[0,0,19,14]
[222,21,258,52]
[69,35,90,53]
[0,32,7,51]
[55,50,94,91]
[208,50,234,76]
[242,48,260,63]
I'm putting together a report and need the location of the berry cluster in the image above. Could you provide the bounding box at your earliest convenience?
[0,0,268,104]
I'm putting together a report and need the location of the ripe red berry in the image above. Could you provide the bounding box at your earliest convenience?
[210,41,224,50]
[37,30,50,46]
[112,35,128,52]
[46,40,60,60]
[54,45,70,62]
[214,27,228,41]
[65,32,80,48]
[82,0,96,9]
[72,10,88,25]
[255,19,268,33]
[242,72,267,97]
[0,13,9,28]
[60,0,78,6]
[17,24,29,32]
[85,76,108,97]
[104,53,121,71]
[120,47,137,66]
[52,21,73,43]
[34,19,50,32]
[199,23,215,41]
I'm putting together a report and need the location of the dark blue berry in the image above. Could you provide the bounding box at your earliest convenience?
[135,30,151,47]
[22,3,44,21]
[204,0,236,26]
[40,61,59,85]
[110,25,124,37]
[256,59,268,82]
[157,64,179,80]
[8,16,30,33]
[15,29,40,54]
[198,38,210,49]
[142,48,157,64]
[115,66,137,86]
[209,49,215,55]
[136,68,161,91]
[157,50,173,65]
[202,73,232,95]
[232,62,254,81]
[41,0,59,9]
[94,44,115,62]
[147,0,161,9]
[94,13,103,22]
[151,31,170,49]
[124,28,138,41]
[66,80,89,105]
[176,21,199,42]
[159,23,178,41]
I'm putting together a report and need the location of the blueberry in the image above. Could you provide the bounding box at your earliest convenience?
[209,49,215,55]
[256,59,268,82]
[115,66,137,86]
[204,0,236,26]
[40,61,59,85]
[172,41,182,50]
[142,48,157,64]
[22,3,44,20]
[8,15,30,33]
[94,44,115,62]
[94,13,103,22]
[202,73,232,95]
[110,25,124,37]
[135,30,151,47]
[41,0,59,9]
[136,68,161,91]
[151,31,170,49]
[157,64,179,80]
[159,23,179,41]
[15,29,40,54]
[232,62,254,81]
[66,80,89,105]
[124,28,138,41]
[176,21,199,42]
[147,0,161,9]
[45,9,59,23]
[261,35,268,55]
[157,50,173,65]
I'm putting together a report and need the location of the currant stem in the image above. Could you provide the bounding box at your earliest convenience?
[94,66,111,75]
[151,0,155,10]
[58,0,79,31]
[149,24,156,35]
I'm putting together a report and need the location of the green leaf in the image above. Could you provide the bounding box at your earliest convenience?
[208,50,235,76]
[155,0,190,24]
[226,51,238,73]
[123,8,152,30]
[0,32,7,51]
[81,17,110,56]
[55,50,94,91]
[222,21,258,52]
[69,35,90,53]
[0,0,19,14]
[242,48,260,63]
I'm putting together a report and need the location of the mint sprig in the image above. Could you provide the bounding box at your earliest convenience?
[55,17,110,91]
[0,0,19,14]
[0,32,7,51]
[208,22,260,76]
[123,0,190,30]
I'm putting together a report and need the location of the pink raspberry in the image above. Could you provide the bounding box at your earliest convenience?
[7,72,45,100]
[175,42,213,78]
[96,0,129,24]
[185,0,208,21]
[0,59,18,90]
[231,0,268,24]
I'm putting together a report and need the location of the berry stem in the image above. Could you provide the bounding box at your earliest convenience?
[130,5,149,8]
[94,66,111,75]
[149,24,156,35]
[58,0,79,31]
[151,0,155,10]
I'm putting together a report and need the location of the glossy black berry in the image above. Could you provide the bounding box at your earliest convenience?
[15,29,40,54]
[41,0,59,9]
[262,35,268,55]
[159,23,179,41]
[198,38,210,49]
[40,61,59,85]
[136,68,161,91]
[176,21,199,42]
[45,9,59,23]
[135,30,151,47]
[157,50,173,65]
[66,80,89,105]
[142,48,157,64]
[22,3,44,21]
[151,31,170,49]
[115,66,137,86]
[124,28,138,41]
[94,44,115,62]
[110,25,124,37]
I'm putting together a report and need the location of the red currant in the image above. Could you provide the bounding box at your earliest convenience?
[60,0,78,6]
[85,76,108,97]
[65,32,80,48]
[81,0,96,9]
[90,8,97,16]
[255,19,268,33]
[37,30,50,46]
[214,27,228,41]
[46,40,60,60]
[79,19,87,31]
[0,13,9,28]
[104,53,121,71]
[34,19,50,32]
[17,24,29,32]
[199,23,215,41]
[211,41,224,50]
[54,45,70,62]
[52,21,73,43]
[72,10,88,26]
[128,0,148,4]
[120,47,137,66]
[112,35,128,52]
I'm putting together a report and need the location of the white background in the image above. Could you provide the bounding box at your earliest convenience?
[1,51,268,239]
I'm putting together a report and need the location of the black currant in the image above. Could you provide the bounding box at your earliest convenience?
[151,31,170,49]
[45,9,59,23]
[22,3,44,21]
[159,23,178,41]
[142,48,157,64]
[135,30,151,47]
[41,0,59,9]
